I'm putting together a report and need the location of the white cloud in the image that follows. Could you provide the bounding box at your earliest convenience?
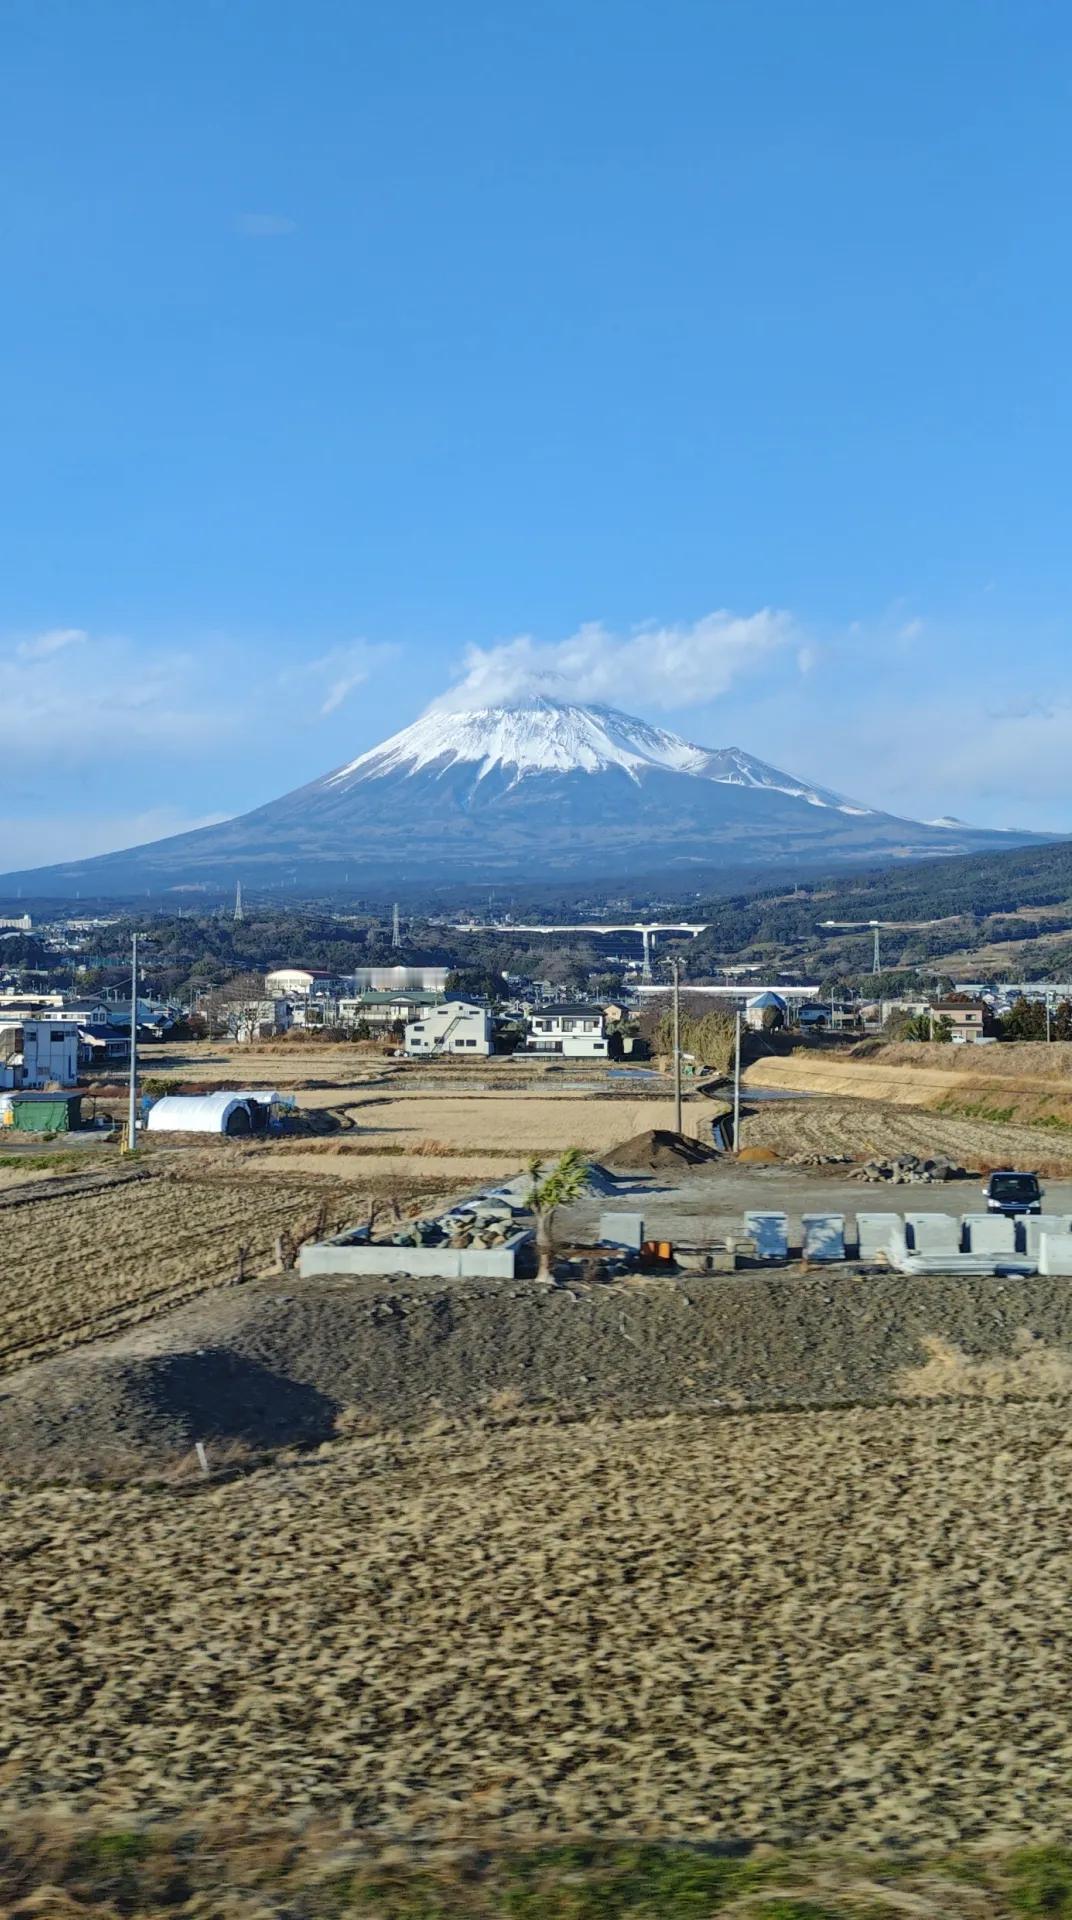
[431,609,799,714]
[235,212,297,237]
[15,626,87,660]
[0,808,229,870]
[1,628,232,763]
[280,640,399,718]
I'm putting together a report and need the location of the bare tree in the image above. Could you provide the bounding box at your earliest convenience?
[201,972,270,1044]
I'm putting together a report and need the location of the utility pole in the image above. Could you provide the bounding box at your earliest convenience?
[671,957,682,1136]
[733,1006,742,1152]
[872,923,881,975]
[1047,991,1053,1044]
[126,931,138,1153]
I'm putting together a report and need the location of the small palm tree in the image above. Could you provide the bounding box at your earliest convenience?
[526,1147,590,1283]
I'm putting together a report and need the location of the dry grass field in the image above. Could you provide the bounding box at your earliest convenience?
[0,1172,361,1372]
[739,1092,1072,1171]
[9,1045,1072,1913]
[742,1041,1072,1171]
[304,1089,701,1152]
[2,1400,1071,1857]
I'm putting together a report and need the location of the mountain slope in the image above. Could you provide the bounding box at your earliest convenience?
[0,697,1053,900]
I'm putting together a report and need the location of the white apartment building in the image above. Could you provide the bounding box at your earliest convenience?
[404,999,493,1056]
[0,1019,80,1090]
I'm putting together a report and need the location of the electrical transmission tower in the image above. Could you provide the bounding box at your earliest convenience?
[234,881,244,923]
[391,901,401,948]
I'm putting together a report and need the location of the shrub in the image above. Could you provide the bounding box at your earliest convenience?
[1008,1846,1072,1916]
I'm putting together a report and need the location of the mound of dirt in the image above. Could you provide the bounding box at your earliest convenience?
[601,1128,719,1172]
[11,1259,1072,1483]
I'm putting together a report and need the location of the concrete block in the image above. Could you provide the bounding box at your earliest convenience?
[599,1211,644,1252]
[743,1210,788,1260]
[855,1212,902,1261]
[904,1212,959,1256]
[1022,1215,1072,1261]
[802,1213,846,1261]
[298,1231,530,1281]
[1039,1233,1072,1276]
[962,1213,1017,1256]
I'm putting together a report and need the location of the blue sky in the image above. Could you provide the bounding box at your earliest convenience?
[3,0,1072,864]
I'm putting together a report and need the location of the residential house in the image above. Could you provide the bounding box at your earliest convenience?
[745,991,788,1032]
[77,1025,132,1069]
[933,994,993,1043]
[522,1004,608,1058]
[404,999,493,1056]
[338,990,444,1030]
[0,1018,80,1090]
[228,998,293,1043]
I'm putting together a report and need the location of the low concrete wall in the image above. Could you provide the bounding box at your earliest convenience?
[299,1233,530,1281]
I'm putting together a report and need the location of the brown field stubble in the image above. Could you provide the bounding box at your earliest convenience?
[1,1402,1071,1850]
[0,1174,359,1371]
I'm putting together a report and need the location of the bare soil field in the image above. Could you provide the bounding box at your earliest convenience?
[7,1216,1072,1477]
[300,1089,702,1151]
[739,1092,1072,1171]
[2,1400,1071,1854]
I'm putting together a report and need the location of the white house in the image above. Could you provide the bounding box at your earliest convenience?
[338,990,444,1029]
[522,1004,608,1057]
[0,1019,80,1090]
[404,999,493,1056]
[229,998,293,1043]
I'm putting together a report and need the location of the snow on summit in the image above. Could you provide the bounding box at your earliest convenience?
[325,694,871,812]
[327,697,710,785]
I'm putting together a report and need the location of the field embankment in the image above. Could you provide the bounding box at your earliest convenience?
[2,1824,1070,1918]
[742,1041,1072,1168]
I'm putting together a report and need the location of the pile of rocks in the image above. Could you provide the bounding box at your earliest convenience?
[384,1197,522,1252]
[848,1152,966,1185]
[788,1152,852,1168]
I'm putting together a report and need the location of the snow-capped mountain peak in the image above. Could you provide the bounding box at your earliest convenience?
[324,696,872,813]
[326,697,709,788]
[0,693,1049,898]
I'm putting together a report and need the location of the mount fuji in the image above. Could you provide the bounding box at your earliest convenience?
[0,696,1048,900]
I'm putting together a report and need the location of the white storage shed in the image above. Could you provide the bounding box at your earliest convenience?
[145,1092,259,1135]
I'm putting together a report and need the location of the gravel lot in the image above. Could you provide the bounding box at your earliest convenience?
[2,1401,1071,1850]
